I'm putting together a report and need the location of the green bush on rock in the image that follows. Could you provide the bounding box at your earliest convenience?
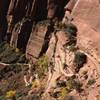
[35,54,49,78]
[74,52,87,72]
[87,79,96,86]
[0,42,26,64]
[66,23,77,37]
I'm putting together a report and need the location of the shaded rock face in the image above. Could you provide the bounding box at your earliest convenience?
[33,0,48,21]
[6,0,48,52]
[47,0,69,20]
[37,0,70,21]
[5,0,69,54]
[0,0,11,42]
[62,0,77,25]
[8,0,30,23]
[0,0,10,18]
[7,0,48,22]
[10,18,33,52]
[7,0,34,37]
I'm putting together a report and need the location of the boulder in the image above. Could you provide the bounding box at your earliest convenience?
[26,21,51,62]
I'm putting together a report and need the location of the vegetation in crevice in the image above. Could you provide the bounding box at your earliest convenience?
[51,77,82,99]
[0,42,27,64]
[74,52,87,72]
[35,54,49,78]
[87,79,96,86]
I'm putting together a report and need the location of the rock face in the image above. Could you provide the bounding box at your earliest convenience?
[0,1,100,99]
[73,0,100,32]
[26,21,53,61]
[72,0,100,58]
[0,0,10,42]
[5,0,69,53]
[10,18,33,51]
[47,0,69,20]
[74,18,100,59]
[70,1,100,99]
[45,30,76,91]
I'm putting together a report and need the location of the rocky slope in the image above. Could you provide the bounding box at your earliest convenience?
[0,0,100,100]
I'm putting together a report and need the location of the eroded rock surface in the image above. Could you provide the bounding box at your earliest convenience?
[73,0,100,32]
[0,0,100,100]
[26,20,53,62]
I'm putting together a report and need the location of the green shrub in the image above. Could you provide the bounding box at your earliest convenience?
[36,55,49,78]
[56,78,82,99]
[66,78,82,92]
[51,91,61,98]
[74,52,87,72]
[0,96,6,100]
[61,23,78,46]
[0,43,9,54]
[17,54,26,63]
[68,37,77,46]
[0,47,14,59]
[87,79,96,86]
[10,64,22,74]
[0,42,26,64]
[60,88,69,99]
[56,80,66,87]
[6,90,16,99]
[66,23,77,37]
[68,44,78,52]
[38,20,50,26]
[58,22,66,29]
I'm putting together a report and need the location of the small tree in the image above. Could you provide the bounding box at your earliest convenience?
[74,52,87,72]
[66,23,77,37]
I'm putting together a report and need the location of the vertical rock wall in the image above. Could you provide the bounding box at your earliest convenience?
[73,0,100,32]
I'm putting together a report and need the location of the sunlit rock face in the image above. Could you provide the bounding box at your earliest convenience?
[26,21,51,62]
[73,0,100,32]
[72,0,100,58]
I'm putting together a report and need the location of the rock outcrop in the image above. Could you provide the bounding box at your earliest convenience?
[0,0,100,100]
[5,0,69,53]
[26,20,53,62]
[73,0,100,32]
